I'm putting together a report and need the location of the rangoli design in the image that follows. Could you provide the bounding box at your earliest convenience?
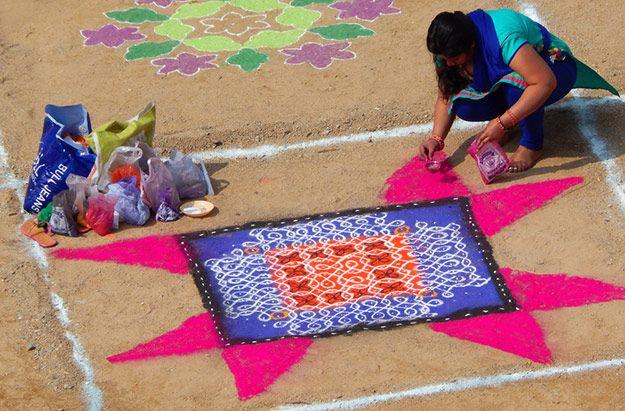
[80,0,400,74]
[181,199,515,344]
[53,154,625,400]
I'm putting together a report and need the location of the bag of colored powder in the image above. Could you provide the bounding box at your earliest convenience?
[86,192,117,236]
[142,157,181,217]
[467,139,510,184]
[97,146,143,191]
[66,174,91,231]
[107,177,150,226]
[49,190,79,237]
[165,149,209,199]
[87,102,155,188]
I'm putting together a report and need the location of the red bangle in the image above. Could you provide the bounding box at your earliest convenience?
[506,109,520,126]
[429,134,445,150]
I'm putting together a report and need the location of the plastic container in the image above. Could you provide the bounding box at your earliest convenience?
[467,140,510,184]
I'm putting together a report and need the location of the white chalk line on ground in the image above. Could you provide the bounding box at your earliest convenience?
[571,91,625,213]
[517,0,625,213]
[0,96,620,410]
[0,130,103,411]
[190,95,625,212]
[190,121,482,161]
[277,357,625,410]
[190,96,623,161]
[517,0,544,24]
[218,4,621,407]
[1,19,621,407]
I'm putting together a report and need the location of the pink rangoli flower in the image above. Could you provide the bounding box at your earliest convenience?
[152,52,218,76]
[281,42,355,69]
[81,24,145,48]
[331,0,401,21]
[135,0,187,8]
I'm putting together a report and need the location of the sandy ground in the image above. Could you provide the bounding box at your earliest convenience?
[0,0,624,409]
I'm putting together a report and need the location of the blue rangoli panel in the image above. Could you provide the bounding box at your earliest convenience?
[181,198,517,345]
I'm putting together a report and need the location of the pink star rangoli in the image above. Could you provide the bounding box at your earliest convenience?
[52,153,625,400]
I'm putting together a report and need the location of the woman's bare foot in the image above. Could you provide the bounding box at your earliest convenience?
[508,146,542,173]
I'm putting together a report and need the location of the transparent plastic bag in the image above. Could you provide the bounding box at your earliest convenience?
[155,199,181,222]
[86,192,117,236]
[66,174,90,230]
[135,141,159,174]
[49,190,78,237]
[87,102,155,187]
[107,177,150,226]
[142,157,181,216]
[165,149,208,199]
[97,146,143,191]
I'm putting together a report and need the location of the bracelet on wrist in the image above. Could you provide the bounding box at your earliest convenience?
[429,134,445,150]
[496,116,510,132]
[506,109,520,126]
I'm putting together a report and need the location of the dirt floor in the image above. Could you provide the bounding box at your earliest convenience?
[1,0,624,409]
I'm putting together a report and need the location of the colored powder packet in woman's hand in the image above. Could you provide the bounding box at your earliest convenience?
[467,140,510,184]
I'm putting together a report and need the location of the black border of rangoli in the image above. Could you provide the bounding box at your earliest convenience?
[178,196,519,347]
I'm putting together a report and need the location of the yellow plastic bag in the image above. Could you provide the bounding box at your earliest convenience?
[87,102,155,188]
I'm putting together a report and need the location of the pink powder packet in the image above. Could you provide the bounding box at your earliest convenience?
[467,140,510,184]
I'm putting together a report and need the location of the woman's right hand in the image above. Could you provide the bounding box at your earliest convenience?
[418,138,441,160]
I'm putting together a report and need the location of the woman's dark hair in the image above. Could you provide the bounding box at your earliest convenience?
[427,11,476,98]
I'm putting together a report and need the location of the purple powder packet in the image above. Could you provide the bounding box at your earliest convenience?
[468,140,510,184]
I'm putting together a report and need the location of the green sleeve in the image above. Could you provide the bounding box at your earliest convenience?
[500,32,530,65]
[486,9,544,65]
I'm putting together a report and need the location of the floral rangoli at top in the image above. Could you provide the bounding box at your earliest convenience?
[81,0,401,75]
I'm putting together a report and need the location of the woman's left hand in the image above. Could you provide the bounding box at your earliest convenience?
[476,118,507,150]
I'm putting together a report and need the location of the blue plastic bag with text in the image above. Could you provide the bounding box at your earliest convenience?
[24,105,95,214]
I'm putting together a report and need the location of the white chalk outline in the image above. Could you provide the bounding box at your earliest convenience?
[213,4,623,404]
[571,91,625,213]
[190,120,483,161]
[5,4,624,406]
[200,12,271,37]
[189,96,623,161]
[0,130,104,411]
[277,357,625,410]
[516,0,625,213]
[517,0,543,24]
[2,96,619,411]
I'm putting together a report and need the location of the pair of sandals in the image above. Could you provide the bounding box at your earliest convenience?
[20,216,91,248]
[20,218,57,248]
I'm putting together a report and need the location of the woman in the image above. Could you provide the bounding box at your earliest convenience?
[419,9,618,172]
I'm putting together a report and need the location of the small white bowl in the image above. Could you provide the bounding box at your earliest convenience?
[180,200,215,218]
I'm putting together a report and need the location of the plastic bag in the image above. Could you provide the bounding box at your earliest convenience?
[87,102,155,187]
[165,149,209,199]
[107,177,150,226]
[135,141,159,174]
[49,190,79,237]
[467,140,510,184]
[66,174,91,230]
[97,146,143,191]
[156,200,181,222]
[37,203,53,224]
[142,157,181,217]
[24,104,95,214]
[85,192,117,236]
